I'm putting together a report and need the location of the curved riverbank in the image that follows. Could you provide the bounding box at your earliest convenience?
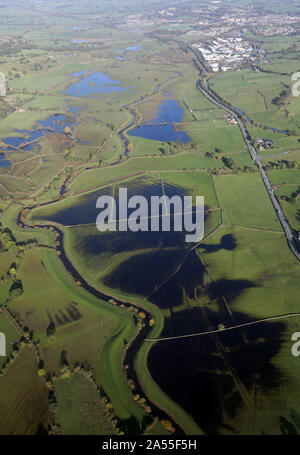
[16,206,188,434]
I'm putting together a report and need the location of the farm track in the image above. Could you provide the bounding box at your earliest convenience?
[145,312,300,342]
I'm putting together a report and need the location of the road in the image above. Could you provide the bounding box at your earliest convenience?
[189,51,300,261]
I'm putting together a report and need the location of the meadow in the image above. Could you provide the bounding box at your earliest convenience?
[54,372,116,435]
[0,346,49,435]
[274,185,300,232]
[0,311,21,366]
[213,172,281,230]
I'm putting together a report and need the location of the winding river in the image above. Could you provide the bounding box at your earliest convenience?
[14,70,190,434]
[17,187,183,434]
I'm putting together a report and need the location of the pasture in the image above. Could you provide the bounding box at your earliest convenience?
[0,346,49,435]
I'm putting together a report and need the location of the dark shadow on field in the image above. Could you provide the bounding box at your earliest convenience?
[148,237,240,311]
[207,279,256,306]
[102,247,187,297]
[148,306,286,435]
[146,248,286,434]
[51,304,82,326]
[75,228,187,259]
[199,233,237,253]
[117,415,140,435]
[148,251,206,310]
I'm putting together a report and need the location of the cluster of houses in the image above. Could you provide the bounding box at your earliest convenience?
[196,37,259,72]
[255,137,273,151]
[224,114,238,125]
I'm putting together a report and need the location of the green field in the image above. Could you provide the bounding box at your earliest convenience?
[268,169,300,185]
[213,173,281,230]
[0,346,49,435]
[0,311,21,366]
[54,372,116,435]
[0,0,300,436]
[275,185,300,231]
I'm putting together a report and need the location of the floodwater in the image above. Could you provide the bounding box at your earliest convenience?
[147,248,286,434]
[116,45,142,53]
[1,114,76,156]
[128,99,190,144]
[32,175,190,227]
[62,71,132,97]
[29,166,288,433]
[0,152,10,168]
[32,175,204,297]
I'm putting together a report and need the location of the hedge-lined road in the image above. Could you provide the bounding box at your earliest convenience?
[195,77,300,262]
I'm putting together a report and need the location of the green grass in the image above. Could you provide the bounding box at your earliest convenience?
[1,203,55,248]
[54,372,116,435]
[161,171,219,207]
[0,346,49,435]
[0,251,17,280]
[268,169,300,185]
[197,226,300,434]
[135,299,204,435]
[1,7,300,436]
[202,225,300,317]
[67,154,224,196]
[210,67,300,151]
[185,123,246,154]
[275,185,300,231]
[26,248,147,427]
[0,175,32,194]
[213,172,281,230]
[262,150,300,163]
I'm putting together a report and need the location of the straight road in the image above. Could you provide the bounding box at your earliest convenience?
[189,47,300,261]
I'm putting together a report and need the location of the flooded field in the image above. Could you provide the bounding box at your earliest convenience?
[129,100,191,143]
[62,71,132,97]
